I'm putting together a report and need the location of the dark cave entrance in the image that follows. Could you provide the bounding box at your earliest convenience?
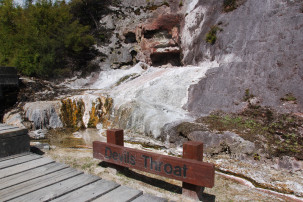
[150,52,181,67]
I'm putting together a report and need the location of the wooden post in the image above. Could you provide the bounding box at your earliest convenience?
[107,129,124,146]
[182,141,204,200]
[94,130,214,189]
[106,129,124,170]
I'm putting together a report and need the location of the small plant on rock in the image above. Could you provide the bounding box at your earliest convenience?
[253,153,260,161]
[223,0,237,12]
[243,89,254,101]
[205,25,222,45]
[280,93,297,103]
[179,0,183,7]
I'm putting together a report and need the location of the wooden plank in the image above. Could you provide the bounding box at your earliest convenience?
[132,194,168,202]
[0,123,9,127]
[0,127,28,138]
[0,168,83,201]
[0,157,54,179]
[10,174,100,202]
[0,66,18,75]
[0,134,30,158]
[0,162,69,190]
[0,152,30,162]
[0,125,21,130]
[0,153,41,169]
[92,186,143,202]
[52,179,120,202]
[93,141,215,188]
[0,126,19,131]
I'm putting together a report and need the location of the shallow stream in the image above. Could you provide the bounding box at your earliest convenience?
[30,128,106,149]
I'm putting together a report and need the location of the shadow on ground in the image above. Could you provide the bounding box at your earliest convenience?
[99,162,215,201]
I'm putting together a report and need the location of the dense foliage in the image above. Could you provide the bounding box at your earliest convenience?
[0,0,100,78]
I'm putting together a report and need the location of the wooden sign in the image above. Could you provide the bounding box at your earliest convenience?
[93,141,215,188]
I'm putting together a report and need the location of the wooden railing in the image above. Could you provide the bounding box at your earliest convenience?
[93,129,215,200]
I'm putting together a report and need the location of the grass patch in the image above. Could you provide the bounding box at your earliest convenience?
[197,107,303,159]
[280,93,297,103]
[205,25,223,45]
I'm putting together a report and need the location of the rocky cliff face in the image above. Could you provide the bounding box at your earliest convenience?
[182,0,303,114]
[91,0,303,114]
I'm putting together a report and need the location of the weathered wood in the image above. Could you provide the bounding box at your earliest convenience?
[0,168,83,201]
[0,152,168,202]
[0,153,41,169]
[182,141,205,200]
[0,162,68,190]
[93,141,215,188]
[0,157,54,179]
[0,152,30,162]
[0,66,18,86]
[0,124,29,158]
[183,141,203,161]
[92,185,143,202]
[0,127,28,138]
[107,129,124,146]
[52,179,120,202]
[11,174,100,202]
[132,194,168,202]
[0,134,30,157]
[0,126,19,131]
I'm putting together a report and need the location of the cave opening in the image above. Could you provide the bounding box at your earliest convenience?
[150,52,181,67]
[124,32,136,43]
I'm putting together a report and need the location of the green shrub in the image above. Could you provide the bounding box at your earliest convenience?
[0,0,98,78]
[205,25,222,45]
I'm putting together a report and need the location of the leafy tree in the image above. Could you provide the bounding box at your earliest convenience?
[0,0,95,78]
[69,0,112,29]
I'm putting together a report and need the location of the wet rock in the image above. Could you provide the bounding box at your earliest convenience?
[3,110,25,128]
[109,65,212,139]
[23,101,63,129]
[28,129,48,139]
[31,142,50,151]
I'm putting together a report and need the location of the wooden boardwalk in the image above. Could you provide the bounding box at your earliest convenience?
[0,66,18,98]
[0,124,29,158]
[0,153,168,202]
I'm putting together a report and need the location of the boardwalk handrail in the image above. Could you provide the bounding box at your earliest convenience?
[0,66,18,86]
